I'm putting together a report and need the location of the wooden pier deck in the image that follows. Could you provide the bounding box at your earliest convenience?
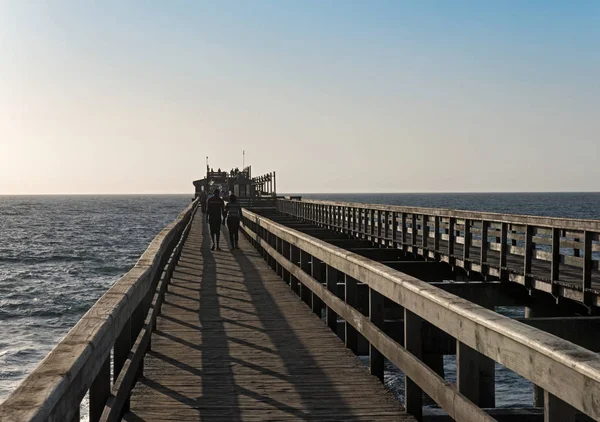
[126,216,412,421]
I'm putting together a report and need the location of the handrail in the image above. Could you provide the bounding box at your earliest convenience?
[0,199,199,422]
[277,198,600,307]
[289,198,600,231]
[241,208,600,421]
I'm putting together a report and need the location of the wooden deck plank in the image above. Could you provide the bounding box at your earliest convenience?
[127,214,413,421]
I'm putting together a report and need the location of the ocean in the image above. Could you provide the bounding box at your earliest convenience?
[1,193,599,409]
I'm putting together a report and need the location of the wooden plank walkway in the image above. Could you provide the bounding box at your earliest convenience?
[126,213,413,421]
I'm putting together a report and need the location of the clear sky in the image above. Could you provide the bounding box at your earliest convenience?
[1,1,598,194]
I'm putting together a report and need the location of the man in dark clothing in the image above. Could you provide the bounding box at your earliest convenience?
[206,189,225,250]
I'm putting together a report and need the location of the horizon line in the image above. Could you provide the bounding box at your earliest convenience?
[2,190,600,196]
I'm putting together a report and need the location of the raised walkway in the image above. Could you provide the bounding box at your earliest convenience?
[126,214,412,421]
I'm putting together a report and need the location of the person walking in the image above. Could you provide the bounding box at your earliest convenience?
[206,189,225,250]
[224,194,242,250]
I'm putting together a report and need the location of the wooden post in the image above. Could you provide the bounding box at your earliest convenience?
[326,265,338,334]
[544,391,576,422]
[392,211,398,248]
[500,222,508,280]
[345,275,358,354]
[376,209,382,245]
[433,216,440,256]
[480,220,488,267]
[114,319,131,413]
[524,225,534,289]
[290,245,300,295]
[463,219,471,261]
[422,215,428,250]
[299,250,312,305]
[551,228,560,296]
[369,288,384,381]
[370,209,375,240]
[583,231,593,304]
[457,342,495,408]
[383,210,390,246]
[404,309,423,420]
[412,213,418,248]
[401,213,407,251]
[89,357,110,422]
[448,217,455,257]
[311,257,324,318]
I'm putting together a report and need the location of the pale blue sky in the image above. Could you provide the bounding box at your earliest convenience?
[1,1,598,193]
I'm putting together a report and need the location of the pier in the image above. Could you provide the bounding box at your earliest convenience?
[1,190,600,421]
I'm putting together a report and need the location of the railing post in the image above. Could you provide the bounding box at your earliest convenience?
[544,391,577,422]
[480,220,488,269]
[376,209,382,245]
[404,309,423,420]
[392,211,398,248]
[524,225,534,289]
[369,288,384,382]
[457,342,495,408]
[583,231,593,304]
[422,215,428,251]
[89,357,110,422]
[345,275,358,354]
[448,217,455,258]
[299,250,312,305]
[290,245,300,294]
[311,257,324,317]
[411,213,418,249]
[401,213,407,251]
[433,216,440,259]
[370,209,375,240]
[551,228,560,297]
[114,318,131,414]
[500,222,508,280]
[326,265,338,334]
[463,218,471,261]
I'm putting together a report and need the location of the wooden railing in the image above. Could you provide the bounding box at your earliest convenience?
[277,199,600,308]
[241,207,600,421]
[0,199,199,422]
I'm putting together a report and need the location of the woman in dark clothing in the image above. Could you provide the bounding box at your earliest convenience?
[224,194,242,250]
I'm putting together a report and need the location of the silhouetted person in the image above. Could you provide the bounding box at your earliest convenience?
[224,194,242,249]
[199,188,208,213]
[206,188,225,250]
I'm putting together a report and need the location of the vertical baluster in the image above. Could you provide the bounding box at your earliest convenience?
[524,226,534,289]
[311,257,324,317]
[300,250,312,305]
[404,309,423,420]
[370,209,375,240]
[392,211,398,248]
[89,357,110,422]
[544,392,577,422]
[290,244,300,294]
[457,342,496,408]
[114,319,131,414]
[411,213,417,249]
[480,220,488,270]
[500,223,508,280]
[463,219,471,261]
[422,215,428,251]
[326,265,338,333]
[401,213,407,250]
[369,288,384,381]
[433,216,440,259]
[551,228,560,296]
[376,209,382,245]
[583,231,593,304]
[345,275,358,354]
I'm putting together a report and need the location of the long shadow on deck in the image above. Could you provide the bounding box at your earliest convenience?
[126,219,375,421]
